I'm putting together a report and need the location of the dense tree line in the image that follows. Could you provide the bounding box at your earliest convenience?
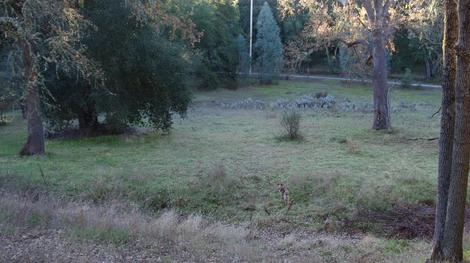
[0,0,246,154]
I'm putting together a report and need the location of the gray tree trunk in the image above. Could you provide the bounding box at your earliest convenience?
[371,30,391,130]
[430,0,457,260]
[425,58,433,80]
[19,41,45,156]
[440,0,470,261]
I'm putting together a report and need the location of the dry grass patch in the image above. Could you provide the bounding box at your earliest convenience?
[0,191,262,262]
[0,190,434,262]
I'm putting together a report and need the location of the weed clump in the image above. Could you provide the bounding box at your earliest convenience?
[83,178,123,204]
[187,164,245,214]
[279,110,302,141]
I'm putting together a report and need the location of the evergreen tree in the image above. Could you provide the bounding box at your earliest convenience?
[254,2,283,84]
[236,34,250,74]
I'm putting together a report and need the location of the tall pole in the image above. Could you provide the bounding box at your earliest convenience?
[249,0,253,75]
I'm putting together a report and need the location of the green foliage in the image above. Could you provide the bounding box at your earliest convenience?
[255,2,283,84]
[87,0,191,130]
[42,71,98,131]
[383,240,411,255]
[44,0,245,131]
[44,0,191,132]
[236,34,250,74]
[0,52,20,126]
[191,0,241,90]
[392,30,421,71]
[238,0,280,39]
[0,87,16,126]
[72,226,131,245]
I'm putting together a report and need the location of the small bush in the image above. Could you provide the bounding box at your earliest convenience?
[280,110,302,140]
[400,68,413,89]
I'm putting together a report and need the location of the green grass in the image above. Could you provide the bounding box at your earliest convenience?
[195,79,441,105]
[71,226,132,245]
[0,79,444,232]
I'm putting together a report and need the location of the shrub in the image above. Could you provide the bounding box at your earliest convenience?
[280,110,302,140]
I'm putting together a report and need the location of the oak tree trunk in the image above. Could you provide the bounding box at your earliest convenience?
[372,30,391,130]
[19,41,45,156]
[430,0,458,259]
[440,0,470,261]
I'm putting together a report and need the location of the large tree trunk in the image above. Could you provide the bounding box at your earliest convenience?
[371,31,391,130]
[425,57,433,80]
[430,0,458,259]
[440,0,470,261]
[19,41,45,156]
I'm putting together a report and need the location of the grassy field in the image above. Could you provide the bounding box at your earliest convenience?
[1,80,443,220]
[0,79,456,261]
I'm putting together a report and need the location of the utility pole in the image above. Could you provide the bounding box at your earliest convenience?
[249,0,253,75]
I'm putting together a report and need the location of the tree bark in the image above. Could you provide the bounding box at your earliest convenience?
[440,0,470,261]
[425,57,433,80]
[430,0,458,260]
[19,40,45,156]
[371,30,391,130]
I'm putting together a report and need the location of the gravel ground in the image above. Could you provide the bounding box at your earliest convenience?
[0,229,167,263]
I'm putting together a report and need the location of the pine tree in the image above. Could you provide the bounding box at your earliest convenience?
[255,2,283,84]
[236,34,250,74]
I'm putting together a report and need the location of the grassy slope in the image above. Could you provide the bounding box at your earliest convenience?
[0,80,443,230]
